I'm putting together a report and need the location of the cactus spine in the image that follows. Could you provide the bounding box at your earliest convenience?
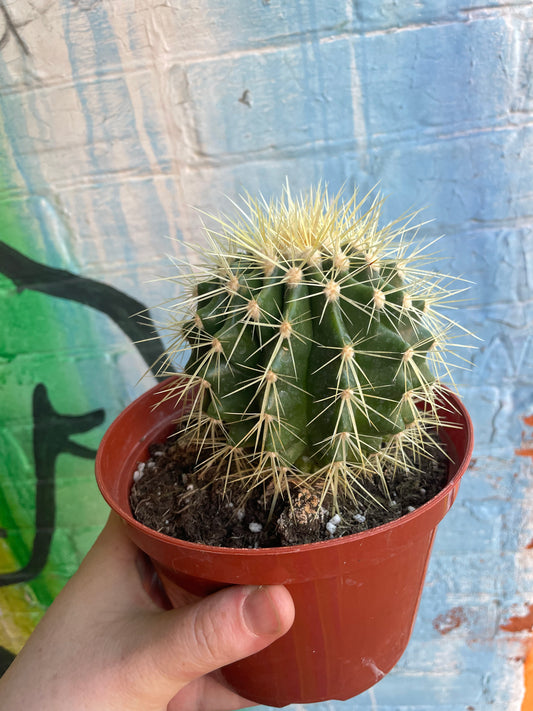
[163,186,462,508]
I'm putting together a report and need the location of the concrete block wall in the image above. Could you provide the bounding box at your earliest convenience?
[0,1,532,708]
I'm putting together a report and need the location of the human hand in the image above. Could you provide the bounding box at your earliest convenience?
[0,513,295,711]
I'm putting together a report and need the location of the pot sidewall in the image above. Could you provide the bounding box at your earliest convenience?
[95,376,473,705]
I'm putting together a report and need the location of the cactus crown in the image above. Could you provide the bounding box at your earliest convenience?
[160,185,465,509]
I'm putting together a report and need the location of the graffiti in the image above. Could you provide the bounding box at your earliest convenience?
[238,89,252,108]
[0,384,104,587]
[0,647,14,675]
[0,242,174,378]
[0,2,29,56]
[0,241,176,673]
[0,384,104,674]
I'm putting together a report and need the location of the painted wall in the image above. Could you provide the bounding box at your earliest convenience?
[0,1,532,708]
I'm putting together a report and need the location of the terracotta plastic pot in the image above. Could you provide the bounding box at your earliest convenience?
[96,376,473,706]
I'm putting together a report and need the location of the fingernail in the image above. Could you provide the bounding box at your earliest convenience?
[242,586,282,637]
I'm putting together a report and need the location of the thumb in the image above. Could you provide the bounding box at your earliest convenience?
[134,584,294,703]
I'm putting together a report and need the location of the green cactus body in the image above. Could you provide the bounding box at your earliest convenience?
[167,186,461,505]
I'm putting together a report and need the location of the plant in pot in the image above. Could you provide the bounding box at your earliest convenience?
[96,185,474,706]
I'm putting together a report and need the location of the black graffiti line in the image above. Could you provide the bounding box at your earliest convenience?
[0,241,175,379]
[0,647,15,676]
[0,2,30,56]
[0,384,104,587]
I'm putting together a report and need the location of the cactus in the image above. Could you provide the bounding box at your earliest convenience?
[161,185,465,509]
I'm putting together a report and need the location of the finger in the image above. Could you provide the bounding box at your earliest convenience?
[167,672,256,711]
[130,584,295,707]
[84,515,197,612]
[79,512,139,578]
[59,513,155,611]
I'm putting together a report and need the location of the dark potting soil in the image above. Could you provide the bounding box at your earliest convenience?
[129,432,450,549]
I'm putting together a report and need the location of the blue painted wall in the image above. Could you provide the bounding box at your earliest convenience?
[0,1,532,708]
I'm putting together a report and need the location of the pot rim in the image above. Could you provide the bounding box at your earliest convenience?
[96,377,474,556]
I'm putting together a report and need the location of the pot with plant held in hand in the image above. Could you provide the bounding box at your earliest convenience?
[96,186,474,705]
[96,376,472,705]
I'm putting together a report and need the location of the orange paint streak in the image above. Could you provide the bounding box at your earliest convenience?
[501,605,533,710]
[517,448,533,458]
[518,415,533,711]
[517,415,533,460]
[523,646,533,711]
[501,605,533,633]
